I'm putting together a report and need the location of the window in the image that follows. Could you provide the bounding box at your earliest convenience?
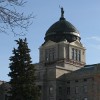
[78,50,81,61]
[38,85,42,91]
[5,95,9,100]
[75,86,79,94]
[45,48,55,62]
[38,85,42,97]
[75,49,77,60]
[75,80,78,83]
[83,78,87,82]
[83,85,87,93]
[49,99,54,100]
[49,86,53,95]
[49,48,53,61]
[52,48,55,60]
[59,87,62,94]
[77,50,81,61]
[83,97,88,100]
[67,81,70,84]
[71,48,81,62]
[45,49,49,61]
[72,48,74,60]
[67,87,70,95]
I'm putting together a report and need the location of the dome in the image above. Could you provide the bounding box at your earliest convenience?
[44,8,80,43]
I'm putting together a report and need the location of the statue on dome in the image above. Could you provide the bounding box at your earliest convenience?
[61,7,64,18]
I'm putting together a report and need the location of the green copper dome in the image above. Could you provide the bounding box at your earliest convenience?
[46,18,79,36]
[44,8,80,43]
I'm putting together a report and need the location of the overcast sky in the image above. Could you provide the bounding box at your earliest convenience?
[0,0,100,81]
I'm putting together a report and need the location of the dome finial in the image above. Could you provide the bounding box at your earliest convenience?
[59,6,65,20]
[61,7,64,18]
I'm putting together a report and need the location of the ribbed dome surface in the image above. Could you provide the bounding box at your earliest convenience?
[46,18,79,37]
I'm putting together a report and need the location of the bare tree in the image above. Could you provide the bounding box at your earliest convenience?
[0,0,33,35]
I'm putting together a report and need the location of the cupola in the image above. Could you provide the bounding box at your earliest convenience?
[44,8,80,43]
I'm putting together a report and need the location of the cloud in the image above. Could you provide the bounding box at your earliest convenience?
[83,36,100,50]
[86,36,100,42]
[89,44,100,50]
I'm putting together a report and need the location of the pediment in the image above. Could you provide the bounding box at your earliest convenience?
[42,40,57,47]
[70,40,84,48]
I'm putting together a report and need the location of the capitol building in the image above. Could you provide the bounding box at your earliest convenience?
[0,8,100,100]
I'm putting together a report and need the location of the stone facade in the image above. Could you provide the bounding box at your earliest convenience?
[35,38,100,100]
[35,38,86,100]
[64,64,100,100]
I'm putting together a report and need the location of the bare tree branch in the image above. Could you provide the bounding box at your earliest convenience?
[0,0,33,35]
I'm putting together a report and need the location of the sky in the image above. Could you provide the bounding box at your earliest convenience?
[0,0,100,81]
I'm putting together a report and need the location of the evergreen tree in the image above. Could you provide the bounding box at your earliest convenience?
[8,38,40,100]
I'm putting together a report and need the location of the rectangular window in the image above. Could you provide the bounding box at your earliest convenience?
[49,86,54,96]
[49,48,52,62]
[67,81,70,84]
[75,80,78,83]
[49,99,54,100]
[59,87,62,94]
[83,78,87,82]
[72,48,74,60]
[75,49,77,60]
[77,50,81,62]
[45,49,49,62]
[45,48,55,62]
[75,86,79,94]
[5,94,11,100]
[5,95,8,100]
[84,97,88,100]
[67,87,70,95]
[38,85,42,95]
[72,48,81,62]
[79,50,81,61]
[83,85,87,93]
